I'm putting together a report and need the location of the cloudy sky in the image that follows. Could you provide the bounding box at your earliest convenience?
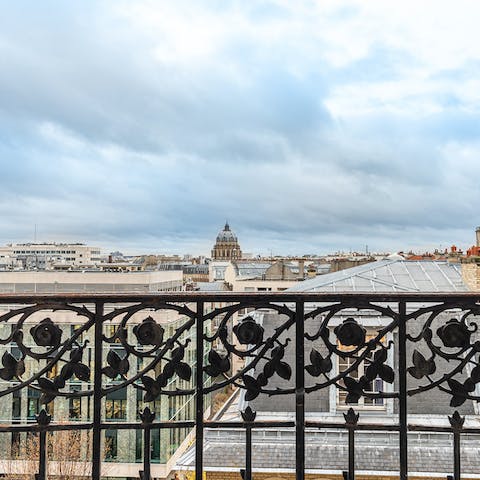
[1,1,479,256]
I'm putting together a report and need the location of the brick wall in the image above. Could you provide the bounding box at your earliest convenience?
[462,262,480,290]
[205,473,477,480]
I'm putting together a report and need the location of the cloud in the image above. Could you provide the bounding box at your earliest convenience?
[0,0,479,255]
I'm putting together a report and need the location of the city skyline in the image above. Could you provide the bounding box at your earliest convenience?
[1,1,480,255]
[0,224,475,259]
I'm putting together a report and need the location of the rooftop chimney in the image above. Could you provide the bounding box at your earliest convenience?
[298,259,305,280]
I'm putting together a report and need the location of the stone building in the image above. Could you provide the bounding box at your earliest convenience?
[177,259,480,479]
[223,260,300,292]
[211,223,242,261]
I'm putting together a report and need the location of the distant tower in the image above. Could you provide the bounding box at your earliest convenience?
[476,226,480,247]
[211,222,242,260]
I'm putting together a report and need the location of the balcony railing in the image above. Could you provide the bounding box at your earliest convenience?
[0,292,479,480]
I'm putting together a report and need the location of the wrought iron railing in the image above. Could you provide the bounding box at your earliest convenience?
[0,292,479,480]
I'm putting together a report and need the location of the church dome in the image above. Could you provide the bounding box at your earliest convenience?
[216,223,238,243]
[212,222,242,260]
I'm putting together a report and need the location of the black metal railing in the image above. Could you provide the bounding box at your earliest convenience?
[0,292,479,479]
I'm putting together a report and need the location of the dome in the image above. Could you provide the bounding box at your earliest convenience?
[216,222,238,243]
[212,222,242,260]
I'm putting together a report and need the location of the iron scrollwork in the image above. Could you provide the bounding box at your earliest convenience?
[406,302,480,407]
[0,295,478,410]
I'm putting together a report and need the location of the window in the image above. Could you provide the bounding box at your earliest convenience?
[105,398,127,420]
[105,388,127,420]
[337,330,386,409]
[151,429,160,461]
[135,429,142,461]
[27,388,40,419]
[12,390,21,420]
[11,432,20,451]
[105,324,123,343]
[26,387,54,419]
[135,429,160,462]
[105,430,117,459]
[69,397,81,419]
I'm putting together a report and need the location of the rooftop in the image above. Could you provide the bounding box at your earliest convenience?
[287,259,466,293]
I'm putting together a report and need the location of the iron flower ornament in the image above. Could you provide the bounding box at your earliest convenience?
[334,318,366,347]
[30,318,62,347]
[233,316,264,346]
[437,319,471,348]
[133,316,164,346]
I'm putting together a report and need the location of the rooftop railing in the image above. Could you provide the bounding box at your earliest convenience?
[0,292,479,480]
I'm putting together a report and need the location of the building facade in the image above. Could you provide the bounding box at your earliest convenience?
[0,243,102,269]
[0,270,183,294]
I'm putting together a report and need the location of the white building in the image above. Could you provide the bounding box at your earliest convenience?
[0,243,102,269]
[0,270,183,294]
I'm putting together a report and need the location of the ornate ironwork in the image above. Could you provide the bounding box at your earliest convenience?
[0,292,478,480]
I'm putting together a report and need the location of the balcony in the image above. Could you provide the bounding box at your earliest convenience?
[0,292,479,480]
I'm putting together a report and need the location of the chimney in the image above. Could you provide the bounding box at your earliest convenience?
[476,227,480,247]
[298,259,305,280]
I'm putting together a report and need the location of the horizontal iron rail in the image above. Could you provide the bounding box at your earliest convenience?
[0,292,478,303]
[2,420,479,434]
[0,292,478,480]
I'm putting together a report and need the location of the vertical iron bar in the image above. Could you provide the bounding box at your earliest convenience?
[453,429,461,480]
[92,301,104,480]
[245,425,252,480]
[195,301,205,480]
[348,427,355,480]
[143,426,151,480]
[398,300,408,480]
[35,410,50,480]
[37,430,47,480]
[344,409,358,480]
[295,301,305,480]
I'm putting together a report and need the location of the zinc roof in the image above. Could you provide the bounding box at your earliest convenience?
[287,259,466,293]
[234,262,272,279]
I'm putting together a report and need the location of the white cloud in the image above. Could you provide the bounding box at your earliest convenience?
[0,0,479,254]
